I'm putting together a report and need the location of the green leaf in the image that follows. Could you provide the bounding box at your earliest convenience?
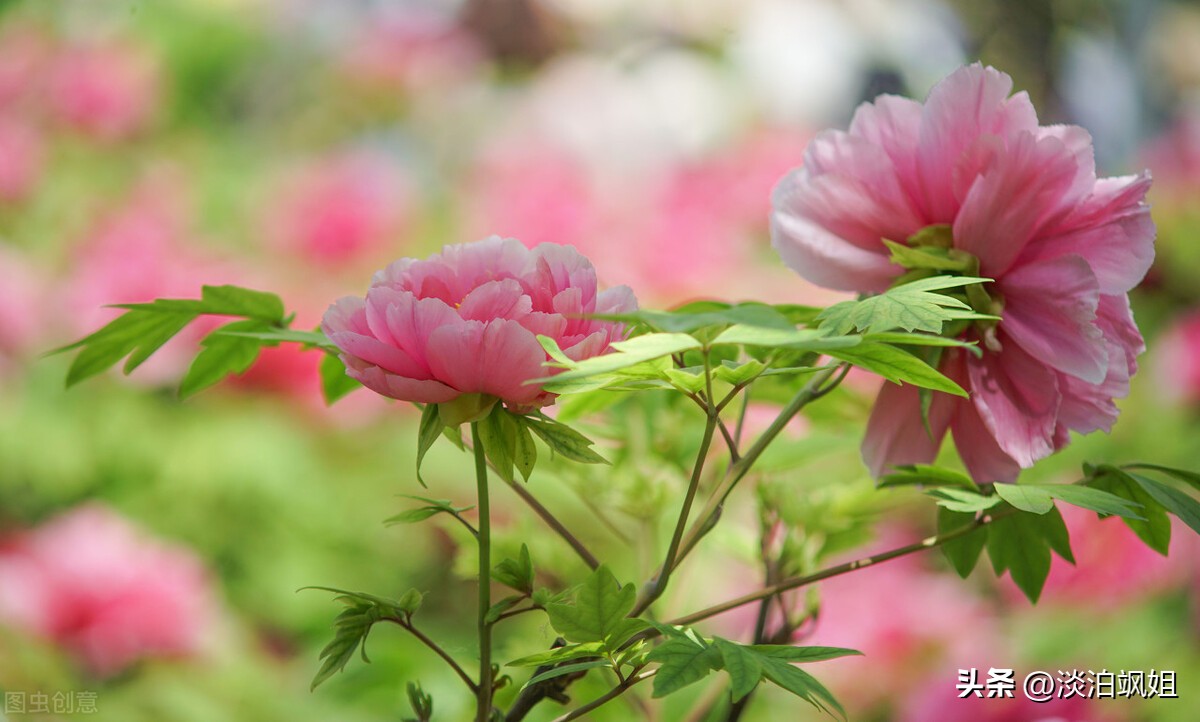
[926,487,1001,513]
[198,284,286,321]
[319,353,361,404]
[710,325,861,352]
[1022,483,1144,520]
[713,638,762,702]
[1123,463,1200,492]
[647,634,723,698]
[179,319,267,398]
[406,682,433,722]
[862,331,981,355]
[525,416,607,464]
[478,409,517,482]
[513,418,538,482]
[507,642,606,668]
[63,308,199,387]
[545,566,636,645]
[591,302,797,334]
[522,660,611,690]
[816,275,995,335]
[937,508,987,578]
[535,333,701,386]
[1127,473,1200,536]
[1037,506,1074,564]
[757,656,846,719]
[416,404,444,487]
[826,342,967,396]
[746,646,861,663]
[304,587,420,690]
[485,595,527,624]
[124,312,200,374]
[986,511,1054,603]
[883,238,972,272]
[879,464,976,489]
[384,496,473,527]
[215,327,335,349]
[1089,468,1171,555]
[492,544,534,594]
[993,484,1054,514]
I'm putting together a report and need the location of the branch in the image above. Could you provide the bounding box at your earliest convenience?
[551,668,656,722]
[385,617,478,693]
[503,478,600,571]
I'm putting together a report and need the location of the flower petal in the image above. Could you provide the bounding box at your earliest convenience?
[347,364,459,403]
[950,398,1022,483]
[425,319,549,405]
[456,278,532,322]
[1000,254,1107,384]
[861,374,957,478]
[965,335,1061,468]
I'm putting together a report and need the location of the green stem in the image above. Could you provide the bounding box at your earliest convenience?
[470,422,494,722]
[673,363,846,567]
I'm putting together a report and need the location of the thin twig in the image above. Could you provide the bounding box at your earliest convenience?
[504,478,600,571]
[552,668,656,722]
[385,618,478,693]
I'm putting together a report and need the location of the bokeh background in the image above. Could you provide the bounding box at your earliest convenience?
[1,0,1199,720]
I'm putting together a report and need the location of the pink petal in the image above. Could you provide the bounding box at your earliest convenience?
[595,284,637,315]
[1020,173,1154,294]
[328,331,427,378]
[771,171,899,293]
[425,319,549,405]
[1095,293,1144,377]
[965,335,1061,468]
[321,296,369,337]
[847,94,925,215]
[526,243,599,311]
[952,131,1086,277]
[917,63,1039,222]
[950,398,1022,483]
[348,364,459,403]
[861,375,957,478]
[795,131,926,247]
[1000,254,1107,383]
[456,278,532,322]
[375,290,462,374]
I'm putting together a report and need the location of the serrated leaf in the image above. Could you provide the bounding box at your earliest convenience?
[937,508,987,578]
[926,487,1001,513]
[663,367,706,393]
[826,342,967,396]
[507,642,605,668]
[522,660,611,690]
[993,484,1055,514]
[883,238,972,272]
[305,586,420,690]
[525,417,607,464]
[880,464,976,489]
[416,404,443,487]
[1127,473,1200,536]
[862,331,981,355]
[406,681,433,721]
[647,635,722,698]
[180,319,268,398]
[478,409,516,482]
[816,276,994,335]
[545,566,636,645]
[713,638,762,702]
[1090,468,1171,555]
[319,352,361,404]
[385,495,473,527]
[64,309,199,386]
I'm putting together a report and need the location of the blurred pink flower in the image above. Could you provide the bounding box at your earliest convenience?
[0,23,50,110]
[0,117,44,203]
[804,530,1002,713]
[46,39,158,141]
[0,505,217,677]
[67,177,236,382]
[263,152,414,267]
[322,236,635,414]
[0,246,46,372]
[772,63,1154,482]
[1140,115,1200,201]
[1155,310,1200,405]
[337,8,482,94]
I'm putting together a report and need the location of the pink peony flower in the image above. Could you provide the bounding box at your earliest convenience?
[771,63,1154,482]
[46,39,159,141]
[1155,309,1200,405]
[322,236,636,416]
[0,116,44,203]
[0,505,217,677]
[262,151,414,267]
[900,672,1124,722]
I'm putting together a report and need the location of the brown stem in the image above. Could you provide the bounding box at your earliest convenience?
[384,617,478,693]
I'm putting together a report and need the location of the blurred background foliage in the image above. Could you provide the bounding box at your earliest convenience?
[1,0,1199,720]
